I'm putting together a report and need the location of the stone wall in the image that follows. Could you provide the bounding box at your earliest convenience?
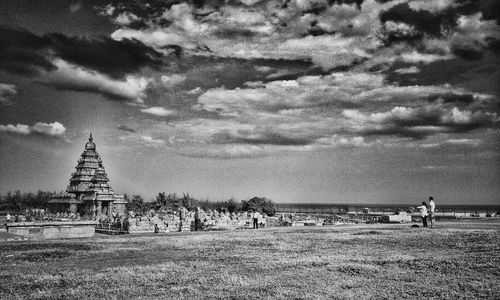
[6,221,98,239]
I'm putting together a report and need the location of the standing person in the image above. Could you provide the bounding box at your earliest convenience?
[417,202,428,228]
[6,213,11,223]
[429,197,436,228]
[253,211,259,229]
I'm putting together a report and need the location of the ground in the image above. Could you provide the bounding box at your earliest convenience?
[1,220,499,299]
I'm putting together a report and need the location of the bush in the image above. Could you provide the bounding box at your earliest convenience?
[241,197,276,216]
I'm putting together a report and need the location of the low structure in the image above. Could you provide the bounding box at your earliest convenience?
[6,221,98,239]
[49,134,126,219]
[381,211,412,223]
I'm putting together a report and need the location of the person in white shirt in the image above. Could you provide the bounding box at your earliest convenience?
[428,197,436,228]
[416,202,428,228]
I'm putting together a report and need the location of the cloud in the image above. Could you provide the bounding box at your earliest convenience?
[210,127,315,146]
[399,51,454,64]
[117,125,136,133]
[254,66,272,73]
[394,66,420,74]
[296,0,328,13]
[0,83,17,105]
[444,138,481,146]
[450,13,500,60]
[0,124,30,135]
[408,0,455,13]
[186,87,202,95]
[0,25,54,76]
[140,106,176,117]
[160,74,186,86]
[0,26,165,80]
[119,134,167,147]
[42,59,150,103]
[316,135,371,147]
[47,33,164,79]
[114,12,141,26]
[0,121,66,137]
[140,135,166,146]
[380,3,444,37]
[101,0,500,77]
[69,2,82,13]
[342,105,497,139]
[421,138,482,148]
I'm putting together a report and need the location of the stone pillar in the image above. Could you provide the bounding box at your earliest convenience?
[194,207,200,231]
[108,201,113,217]
[97,201,102,215]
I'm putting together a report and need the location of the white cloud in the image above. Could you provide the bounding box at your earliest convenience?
[394,66,420,74]
[421,138,481,148]
[0,124,30,135]
[0,122,66,137]
[445,139,481,146]
[160,74,186,86]
[140,106,176,117]
[408,0,455,13]
[140,135,166,145]
[120,135,167,147]
[114,12,140,26]
[254,66,272,73]
[186,87,202,95]
[316,135,371,147]
[44,60,150,104]
[400,51,454,64]
[296,0,328,12]
[0,83,17,105]
[32,122,66,136]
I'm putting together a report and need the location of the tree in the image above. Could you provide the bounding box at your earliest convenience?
[241,197,276,216]
[126,194,145,213]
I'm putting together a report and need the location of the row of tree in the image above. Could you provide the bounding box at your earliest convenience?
[125,193,276,216]
[0,191,277,216]
[0,191,56,211]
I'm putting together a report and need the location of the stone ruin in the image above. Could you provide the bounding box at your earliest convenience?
[120,208,332,233]
[124,207,272,233]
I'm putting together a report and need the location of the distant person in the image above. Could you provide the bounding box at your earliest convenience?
[14,214,19,223]
[417,202,428,228]
[6,213,11,223]
[252,211,259,229]
[154,223,159,233]
[429,197,436,228]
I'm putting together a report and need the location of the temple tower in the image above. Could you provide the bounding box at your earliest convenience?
[50,134,127,218]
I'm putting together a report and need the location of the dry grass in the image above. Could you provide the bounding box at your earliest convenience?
[1,221,499,299]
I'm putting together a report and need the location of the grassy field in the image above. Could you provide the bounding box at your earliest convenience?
[1,220,499,299]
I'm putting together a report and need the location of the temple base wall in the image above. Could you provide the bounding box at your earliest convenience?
[6,221,98,239]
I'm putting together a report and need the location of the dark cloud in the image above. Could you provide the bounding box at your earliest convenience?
[211,130,314,146]
[380,3,451,37]
[344,105,498,140]
[451,38,484,61]
[0,25,55,76]
[455,0,500,24]
[117,125,136,132]
[47,33,165,79]
[0,25,167,79]
[427,93,475,105]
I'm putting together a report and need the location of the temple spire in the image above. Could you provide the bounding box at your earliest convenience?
[89,132,93,141]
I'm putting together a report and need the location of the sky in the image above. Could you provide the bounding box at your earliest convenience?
[0,0,499,205]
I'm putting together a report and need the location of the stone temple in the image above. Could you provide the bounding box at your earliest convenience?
[49,134,126,218]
